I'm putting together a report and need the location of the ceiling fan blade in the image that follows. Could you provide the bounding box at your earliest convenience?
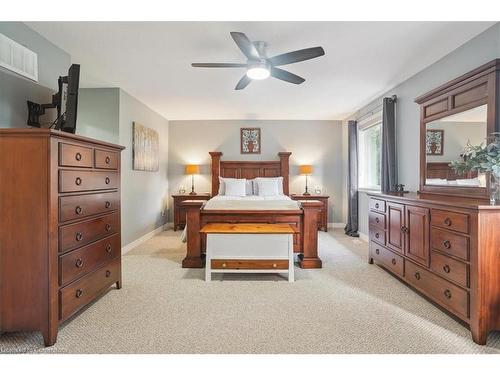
[269,47,325,66]
[271,67,305,84]
[235,75,251,90]
[230,32,260,60]
[191,63,247,68]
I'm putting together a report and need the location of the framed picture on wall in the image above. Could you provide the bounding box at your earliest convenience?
[426,129,444,155]
[132,122,159,171]
[240,127,261,154]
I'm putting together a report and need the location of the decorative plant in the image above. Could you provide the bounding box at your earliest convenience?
[449,133,500,204]
[449,133,500,176]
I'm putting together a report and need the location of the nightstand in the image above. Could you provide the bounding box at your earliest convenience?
[172,193,211,231]
[290,194,330,232]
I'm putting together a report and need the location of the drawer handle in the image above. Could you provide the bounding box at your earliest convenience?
[105,201,111,209]
[414,272,421,280]
[444,289,452,299]
[222,263,227,268]
[272,263,277,268]
[375,249,380,255]
[75,206,83,215]
[375,233,380,239]
[375,217,380,224]
[105,224,111,231]
[443,265,451,273]
[75,289,83,298]
[105,156,111,164]
[75,258,84,268]
[105,177,110,185]
[391,258,396,265]
[75,232,83,242]
[75,177,82,186]
[375,203,379,209]
[106,244,112,254]
[401,226,409,234]
[75,152,82,161]
[444,218,452,226]
[106,270,111,278]
[443,240,451,249]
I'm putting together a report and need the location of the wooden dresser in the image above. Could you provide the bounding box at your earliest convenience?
[0,129,124,346]
[172,193,211,230]
[368,192,500,345]
[290,194,329,231]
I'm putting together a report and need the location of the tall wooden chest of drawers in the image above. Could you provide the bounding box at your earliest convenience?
[367,192,500,345]
[0,129,124,346]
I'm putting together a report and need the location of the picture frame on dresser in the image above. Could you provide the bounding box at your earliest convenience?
[0,128,125,347]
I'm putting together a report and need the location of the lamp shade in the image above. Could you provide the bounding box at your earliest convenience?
[299,165,313,175]
[185,164,200,175]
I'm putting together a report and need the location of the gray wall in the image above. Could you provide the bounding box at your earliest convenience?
[347,23,500,237]
[168,120,344,223]
[0,22,71,128]
[77,88,120,144]
[119,90,169,246]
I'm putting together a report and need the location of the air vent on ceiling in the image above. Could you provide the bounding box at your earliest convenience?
[0,32,38,82]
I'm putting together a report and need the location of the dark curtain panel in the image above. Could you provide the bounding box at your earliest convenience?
[344,120,359,237]
[381,96,398,192]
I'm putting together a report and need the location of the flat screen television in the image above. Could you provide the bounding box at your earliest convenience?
[27,64,80,134]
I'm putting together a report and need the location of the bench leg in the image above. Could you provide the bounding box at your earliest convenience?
[288,234,294,282]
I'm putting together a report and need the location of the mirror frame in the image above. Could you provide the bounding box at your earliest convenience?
[415,59,500,199]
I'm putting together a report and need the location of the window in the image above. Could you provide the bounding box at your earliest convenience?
[358,114,382,190]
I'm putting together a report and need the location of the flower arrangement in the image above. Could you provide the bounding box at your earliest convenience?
[449,133,500,204]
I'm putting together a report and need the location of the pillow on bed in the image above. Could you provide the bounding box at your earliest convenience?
[253,177,284,195]
[224,178,247,196]
[257,178,280,196]
[219,177,253,195]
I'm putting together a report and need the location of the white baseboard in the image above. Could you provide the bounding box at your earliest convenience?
[358,232,369,242]
[122,225,165,254]
[328,222,345,228]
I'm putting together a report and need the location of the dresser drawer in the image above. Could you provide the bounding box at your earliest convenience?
[370,241,404,277]
[60,257,120,321]
[431,209,469,234]
[59,212,119,253]
[59,191,119,222]
[59,234,120,286]
[431,228,469,261]
[94,149,119,170]
[369,211,386,229]
[211,259,289,270]
[59,143,93,168]
[59,170,119,193]
[405,261,469,319]
[369,226,386,246]
[369,198,386,213]
[430,251,468,288]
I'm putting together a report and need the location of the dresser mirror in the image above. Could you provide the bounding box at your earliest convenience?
[416,59,500,199]
[425,104,487,188]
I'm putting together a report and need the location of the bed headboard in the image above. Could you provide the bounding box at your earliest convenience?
[209,151,292,196]
[426,162,478,180]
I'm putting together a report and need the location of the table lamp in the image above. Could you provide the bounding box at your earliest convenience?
[185,164,200,195]
[299,165,313,196]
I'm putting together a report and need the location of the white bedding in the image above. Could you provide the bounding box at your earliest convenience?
[202,194,300,211]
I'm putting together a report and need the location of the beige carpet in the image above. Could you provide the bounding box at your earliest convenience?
[1,229,499,354]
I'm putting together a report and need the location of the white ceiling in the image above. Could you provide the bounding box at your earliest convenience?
[26,21,495,121]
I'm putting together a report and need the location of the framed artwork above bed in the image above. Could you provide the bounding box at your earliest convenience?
[240,127,261,154]
[426,129,444,155]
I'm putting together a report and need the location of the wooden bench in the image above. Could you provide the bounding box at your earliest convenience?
[200,223,296,282]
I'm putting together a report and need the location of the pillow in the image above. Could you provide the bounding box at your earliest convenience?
[455,178,480,186]
[257,178,279,196]
[253,177,284,195]
[224,178,247,196]
[219,177,253,195]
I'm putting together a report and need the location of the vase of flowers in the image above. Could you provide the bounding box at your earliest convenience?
[449,133,500,205]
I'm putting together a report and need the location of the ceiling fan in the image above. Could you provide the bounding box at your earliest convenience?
[191,32,325,90]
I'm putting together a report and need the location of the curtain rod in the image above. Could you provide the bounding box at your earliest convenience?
[355,95,397,122]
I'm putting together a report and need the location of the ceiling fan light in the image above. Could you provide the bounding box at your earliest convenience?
[246,66,270,80]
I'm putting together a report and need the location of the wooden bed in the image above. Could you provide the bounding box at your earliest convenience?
[181,151,323,269]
